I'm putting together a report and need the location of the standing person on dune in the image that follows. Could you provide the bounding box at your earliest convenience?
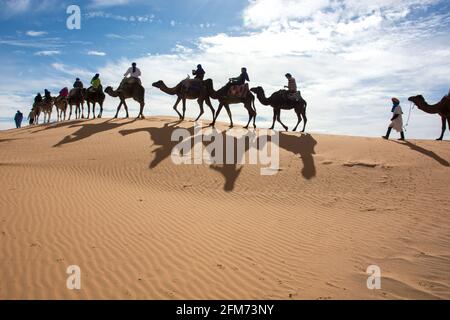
[14,110,23,128]
[382,97,405,141]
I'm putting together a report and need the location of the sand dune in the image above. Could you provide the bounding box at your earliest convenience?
[1,117,449,299]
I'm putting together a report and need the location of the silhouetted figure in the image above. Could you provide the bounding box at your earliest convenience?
[90,73,102,91]
[192,64,205,80]
[14,110,23,128]
[219,67,250,97]
[230,67,250,85]
[383,97,405,141]
[59,87,69,98]
[284,73,297,93]
[44,89,52,102]
[124,62,142,85]
[73,78,84,89]
[33,93,43,108]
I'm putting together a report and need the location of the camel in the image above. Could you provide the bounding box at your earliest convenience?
[68,88,85,120]
[251,87,307,132]
[105,78,145,119]
[203,79,256,129]
[408,95,450,140]
[152,78,215,121]
[28,107,40,125]
[83,87,106,119]
[34,98,54,124]
[53,97,68,122]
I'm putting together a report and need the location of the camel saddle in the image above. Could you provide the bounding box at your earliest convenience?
[120,77,141,87]
[181,79,203,93]
[279,89,302,102]
[228,84,249,98]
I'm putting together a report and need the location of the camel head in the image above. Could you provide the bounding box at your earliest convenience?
[152,80,164,88]
[408,95,425,108]
[104,86,116,97]
[250,87,264,95]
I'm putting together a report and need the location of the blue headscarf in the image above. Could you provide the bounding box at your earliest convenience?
[391,101,399,113]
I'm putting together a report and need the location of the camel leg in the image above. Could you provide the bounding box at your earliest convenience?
[437,116,446,141]
[68,104,72,120]
[172,97,183,119]
[301,109,307,133]
[195,99,205,122]
[123,100,130,118]
[270,109,277,130]
[98,102,103,118]
[293,110,302,132]
[205,97,215,120]
[75,104,79,119]
[276,110,288,131]
[244,103,253,129]
[224,104,233,128]
[182,99,186,120]
[137,102,145,119]
[211,103,224,127]
[87,102,91,119]
[114,101,123,118]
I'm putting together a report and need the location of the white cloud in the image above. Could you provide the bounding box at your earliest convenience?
[34,50,60,56]
[87,50,107,56]
[26,30,47,37]
[243,0,330,28]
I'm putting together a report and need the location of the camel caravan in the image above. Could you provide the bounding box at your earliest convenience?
[26,62,450,140]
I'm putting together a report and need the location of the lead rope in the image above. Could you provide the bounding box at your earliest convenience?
[403,102,414,132]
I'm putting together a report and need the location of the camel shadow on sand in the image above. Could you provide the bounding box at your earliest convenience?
[54,118,137,147]
[32,120,86,134]
[279,132,317,180]
[119,123,317,192]
[393,140,450,167]
[120,121,247,192]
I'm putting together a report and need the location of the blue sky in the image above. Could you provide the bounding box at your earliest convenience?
[0,0,449,139]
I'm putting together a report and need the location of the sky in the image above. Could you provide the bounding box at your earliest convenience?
[0,0,449,138]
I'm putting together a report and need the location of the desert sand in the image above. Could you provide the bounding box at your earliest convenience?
[0,116,449,300]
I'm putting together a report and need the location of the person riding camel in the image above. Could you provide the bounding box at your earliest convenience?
[33,93,43,108]
[230,67,250,86]
[124,62,142,85]
[44,89,52,102]
[219,67,250,97]
[284,73,301,102]
[382,97,405,141]
[59,87,69,98]
[89,74,102,92]
[192,64,205,81]
[73,78,84,89]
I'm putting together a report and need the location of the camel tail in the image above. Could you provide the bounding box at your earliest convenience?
[252,95,257,113]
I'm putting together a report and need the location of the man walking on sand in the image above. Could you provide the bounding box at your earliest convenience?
[14,110,24,128]
[382,97,405,141]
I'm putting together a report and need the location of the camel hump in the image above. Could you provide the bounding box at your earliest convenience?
[181,78,204,92]
[229,84,249,98]
[121,77,142,88]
